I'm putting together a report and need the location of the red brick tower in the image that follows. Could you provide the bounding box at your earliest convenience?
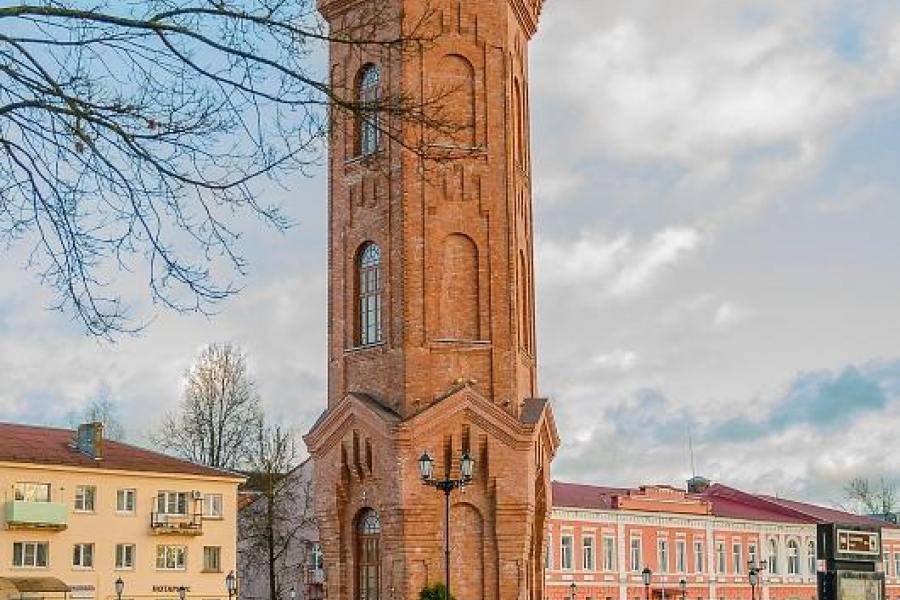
[305,0,559,598]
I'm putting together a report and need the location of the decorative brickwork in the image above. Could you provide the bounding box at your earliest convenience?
[305,0,559,599]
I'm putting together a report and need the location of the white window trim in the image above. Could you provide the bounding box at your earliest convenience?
[156,545,188,571]
[12,541,50,569]
[72,543,95,570]
[74,486,96,513]
[582,535,596,572]
[560,535,574,571]
[116,489,137,514]
[115,544,136,571]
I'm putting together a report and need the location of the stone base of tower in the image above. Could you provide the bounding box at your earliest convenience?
[305,385,559,600]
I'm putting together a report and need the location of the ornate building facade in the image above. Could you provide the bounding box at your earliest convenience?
[545,480,900,600]
[304,0,559,599]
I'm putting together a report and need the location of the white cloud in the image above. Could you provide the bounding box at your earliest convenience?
[713,303,753,328]
[592,349,639,372]
[538,227,704,299]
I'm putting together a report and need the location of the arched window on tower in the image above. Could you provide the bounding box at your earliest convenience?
[356,509,381,600]
[358,64,381,156]
[357,243,383,346]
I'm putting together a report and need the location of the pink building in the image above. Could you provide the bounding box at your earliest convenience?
[545,479,900,600]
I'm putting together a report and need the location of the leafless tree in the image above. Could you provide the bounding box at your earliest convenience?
[152,342,262,469]
[0,0,446,337]
[69,382,126,440]
[844,476,898,519]
[239,424,317,600]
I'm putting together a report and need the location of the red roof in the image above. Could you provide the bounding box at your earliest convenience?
[0,422,243,480]
[552,480,885,526]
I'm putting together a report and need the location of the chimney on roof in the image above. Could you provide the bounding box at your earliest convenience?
[687,476,710,494]
[73,422,104,461]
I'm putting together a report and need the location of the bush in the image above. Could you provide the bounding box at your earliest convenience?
[419,582,456,600]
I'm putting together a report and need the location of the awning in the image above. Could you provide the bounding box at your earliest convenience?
[0,577,70,593]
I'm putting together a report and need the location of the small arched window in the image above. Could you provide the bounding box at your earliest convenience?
[769,539,779,574]
[787,540,799,574]
[358,243,383,346]
[358,64,381,156]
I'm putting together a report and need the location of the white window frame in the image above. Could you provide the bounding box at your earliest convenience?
[14,482,51,503]
[545,534,552,570]
[893,552,900,580]
[157,491,188,515]
[115,544,135,570]
[203,494,223,518]
[769,540,779,574]
[694,540,704,573]
[602,536,616,572]
[117,489,136,514]
[13,541,49,568]
[72,543,94,569]
[676,539,687,573]
[582,536,595,571]
[733,542,742,574]
[203,546,221,572]
[658,539,669,574]
[74,486,96,512]
[156,545,187,571]
[630,536,642,572]
[561,535,574,571]
[787,540,800,575]
[716,542,726,574]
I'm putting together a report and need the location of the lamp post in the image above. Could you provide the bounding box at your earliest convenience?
[289,588,296,600]
[114,578,124,600]
[642,567,652,600]
[570,582,577,600]
[419,450,475,600]
[226,571,237,600]
[747,559,767,600]
[678,578,686,600]
[177,587,186,600]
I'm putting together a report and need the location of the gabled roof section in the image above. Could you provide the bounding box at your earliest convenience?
[552,479,885,526]
[0,422,243,480]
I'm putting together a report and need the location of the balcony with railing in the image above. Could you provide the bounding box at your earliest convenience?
[5,501,68,531]
[150,511,204,535]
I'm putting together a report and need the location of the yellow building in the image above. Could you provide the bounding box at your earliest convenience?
[0,423,244,600]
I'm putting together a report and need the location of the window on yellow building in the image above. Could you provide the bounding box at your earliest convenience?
[13,541,48,568]
[14,482,51,503]
[156,545,187,570]
[74,486,96,512]
[117,489,136,513]
[116,544,135,570]
[203,546,221,572]
[73,543,94,569]
[157,491,188,515]
[203,494,223,518]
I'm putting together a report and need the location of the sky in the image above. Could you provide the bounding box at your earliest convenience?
[2,0,900,509]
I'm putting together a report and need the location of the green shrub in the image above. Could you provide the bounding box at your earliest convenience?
[419,582,455,600]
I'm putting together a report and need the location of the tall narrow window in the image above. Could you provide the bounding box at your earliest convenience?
[658,539,669,573]
[768,540,779,574]
[358,65,381,156]
[561,535,574,570]
[787,540,799,575]
[602,537,616,572]
[809,542,817,574]
[716,542,726,574]
[583,536,595,571]
[358,243,383,346]
[694,541,704,573]
[676,540,686,573]
[630,537,642,572]
[733,543,742,574]
[357,509,381,600]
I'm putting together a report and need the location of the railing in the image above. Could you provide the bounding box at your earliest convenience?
[5,501,67,530]
[150,511,203,535]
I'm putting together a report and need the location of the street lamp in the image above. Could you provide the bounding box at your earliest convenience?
[642,567,652,600]
[418,450,475,600]
[177,587,186,600]
[226,571,237,600]
[570,582,577,600]
[747,559,768,600]
[114,578,125,600]
[679,578,686,600]
[289,588,296,600]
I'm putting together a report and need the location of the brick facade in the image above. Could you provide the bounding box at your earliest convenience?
[305,0,559,599]
[545,482,900,600]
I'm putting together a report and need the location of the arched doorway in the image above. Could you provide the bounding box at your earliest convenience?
[357,509,381,600]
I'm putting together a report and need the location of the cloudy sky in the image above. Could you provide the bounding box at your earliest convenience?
[2,0,900,508]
